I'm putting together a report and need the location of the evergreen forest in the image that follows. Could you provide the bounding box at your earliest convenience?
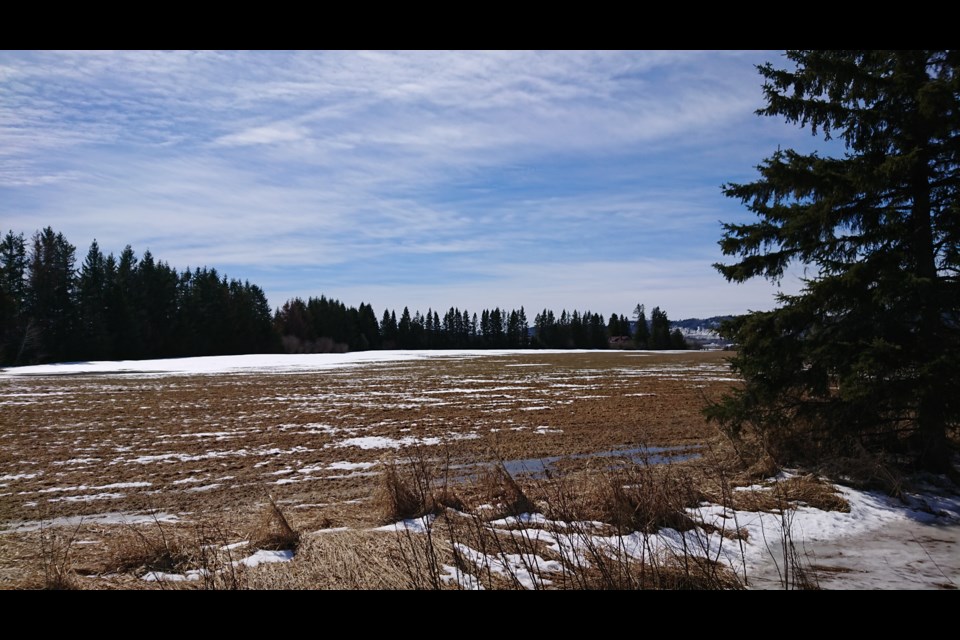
[0,227,689,366]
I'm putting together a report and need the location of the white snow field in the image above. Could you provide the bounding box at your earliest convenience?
[0,350,589,378]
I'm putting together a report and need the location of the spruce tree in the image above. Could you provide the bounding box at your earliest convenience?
[633,303,649,348]
[669,328,687,350]
[77,240,111,359]
[648,306,671,350]
[25,228,77,362]
[709,50,960,473]
[0,231,27,363]
[398,307,412,349]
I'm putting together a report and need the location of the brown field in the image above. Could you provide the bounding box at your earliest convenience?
[0,350,742,588]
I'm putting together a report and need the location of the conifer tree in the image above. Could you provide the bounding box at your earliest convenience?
[77,240,111,359]
[633,303,649,348]
[708,50,960,473]
[0,231,28,362]
[648,306,671,350]
[25,227,76,362]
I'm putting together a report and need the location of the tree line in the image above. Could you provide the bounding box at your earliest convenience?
[273,300,687,353]
[1,227,688,366]
[0,227,278,365]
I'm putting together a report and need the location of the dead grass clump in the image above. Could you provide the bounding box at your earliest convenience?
[476,464,536,518]
[374,456,466,524]
[536,474,599,525]
[377,464,426,522]
[729,475,850,514]
[245,529,450,589]
[570,551,744,590]
[819,448,906,497]
[742,455,782,483]
[778,475,850,512]
[645,557,744,590]
[249,496,301,551]
[108,521,194,576]
[584,466,699,534]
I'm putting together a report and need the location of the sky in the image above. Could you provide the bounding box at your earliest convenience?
[0,50,838,319]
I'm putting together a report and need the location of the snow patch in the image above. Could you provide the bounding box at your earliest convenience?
[235,549,294,568]
[334,433,479,450]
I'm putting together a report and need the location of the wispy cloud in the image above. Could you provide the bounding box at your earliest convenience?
[1,50,814,317]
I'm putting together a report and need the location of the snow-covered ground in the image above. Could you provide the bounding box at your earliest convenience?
[0,350,600,378]
[380,476,960,590]
[715,478,960,589]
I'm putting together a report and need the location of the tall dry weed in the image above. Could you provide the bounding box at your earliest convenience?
[32,517,83,590]
[249,495,301,551]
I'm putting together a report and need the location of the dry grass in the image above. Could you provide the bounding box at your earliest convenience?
[244,529,445,590]
[588,464,701,534]
[475,463,536,518]
[19,454,816,590]
[374,453,466,524]
[0,351,733,527]
[364,448,751,590]
[565,553,744,590]
[249,495,301,552]
[29,520,83,590]
[106,519,195,576]
[719,475,850,514]
[12,437,847,590]
[1,351,853,589]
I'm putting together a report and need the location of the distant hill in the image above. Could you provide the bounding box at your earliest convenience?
[670,316,738,349]
[671,315,737,332]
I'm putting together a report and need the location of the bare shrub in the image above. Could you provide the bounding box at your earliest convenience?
[758,477,821,590]
[192,520,250,590]
[31,518,83,590]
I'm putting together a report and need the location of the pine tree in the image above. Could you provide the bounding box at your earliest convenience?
[633,303,649,348]
[110,245,143,358]
[25,228,77,362]
[77,240,112,359]
[669,328,687,350]
[138,253,180,358]
[357,303,381,350]
[607,314,621,339]
[648,306,671,350]
[589,312,607,349]
[398,307,412,349]
[380,309,397,348]
[518,307,528,347]
[709,50,960,474]
[0,231,28,363]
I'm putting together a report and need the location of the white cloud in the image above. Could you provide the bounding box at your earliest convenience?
[0,50,801,317]
[214,123,310,147]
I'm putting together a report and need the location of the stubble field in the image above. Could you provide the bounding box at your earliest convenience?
[0,350,739,588]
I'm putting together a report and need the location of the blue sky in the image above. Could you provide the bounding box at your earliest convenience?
[1,50,831,319]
